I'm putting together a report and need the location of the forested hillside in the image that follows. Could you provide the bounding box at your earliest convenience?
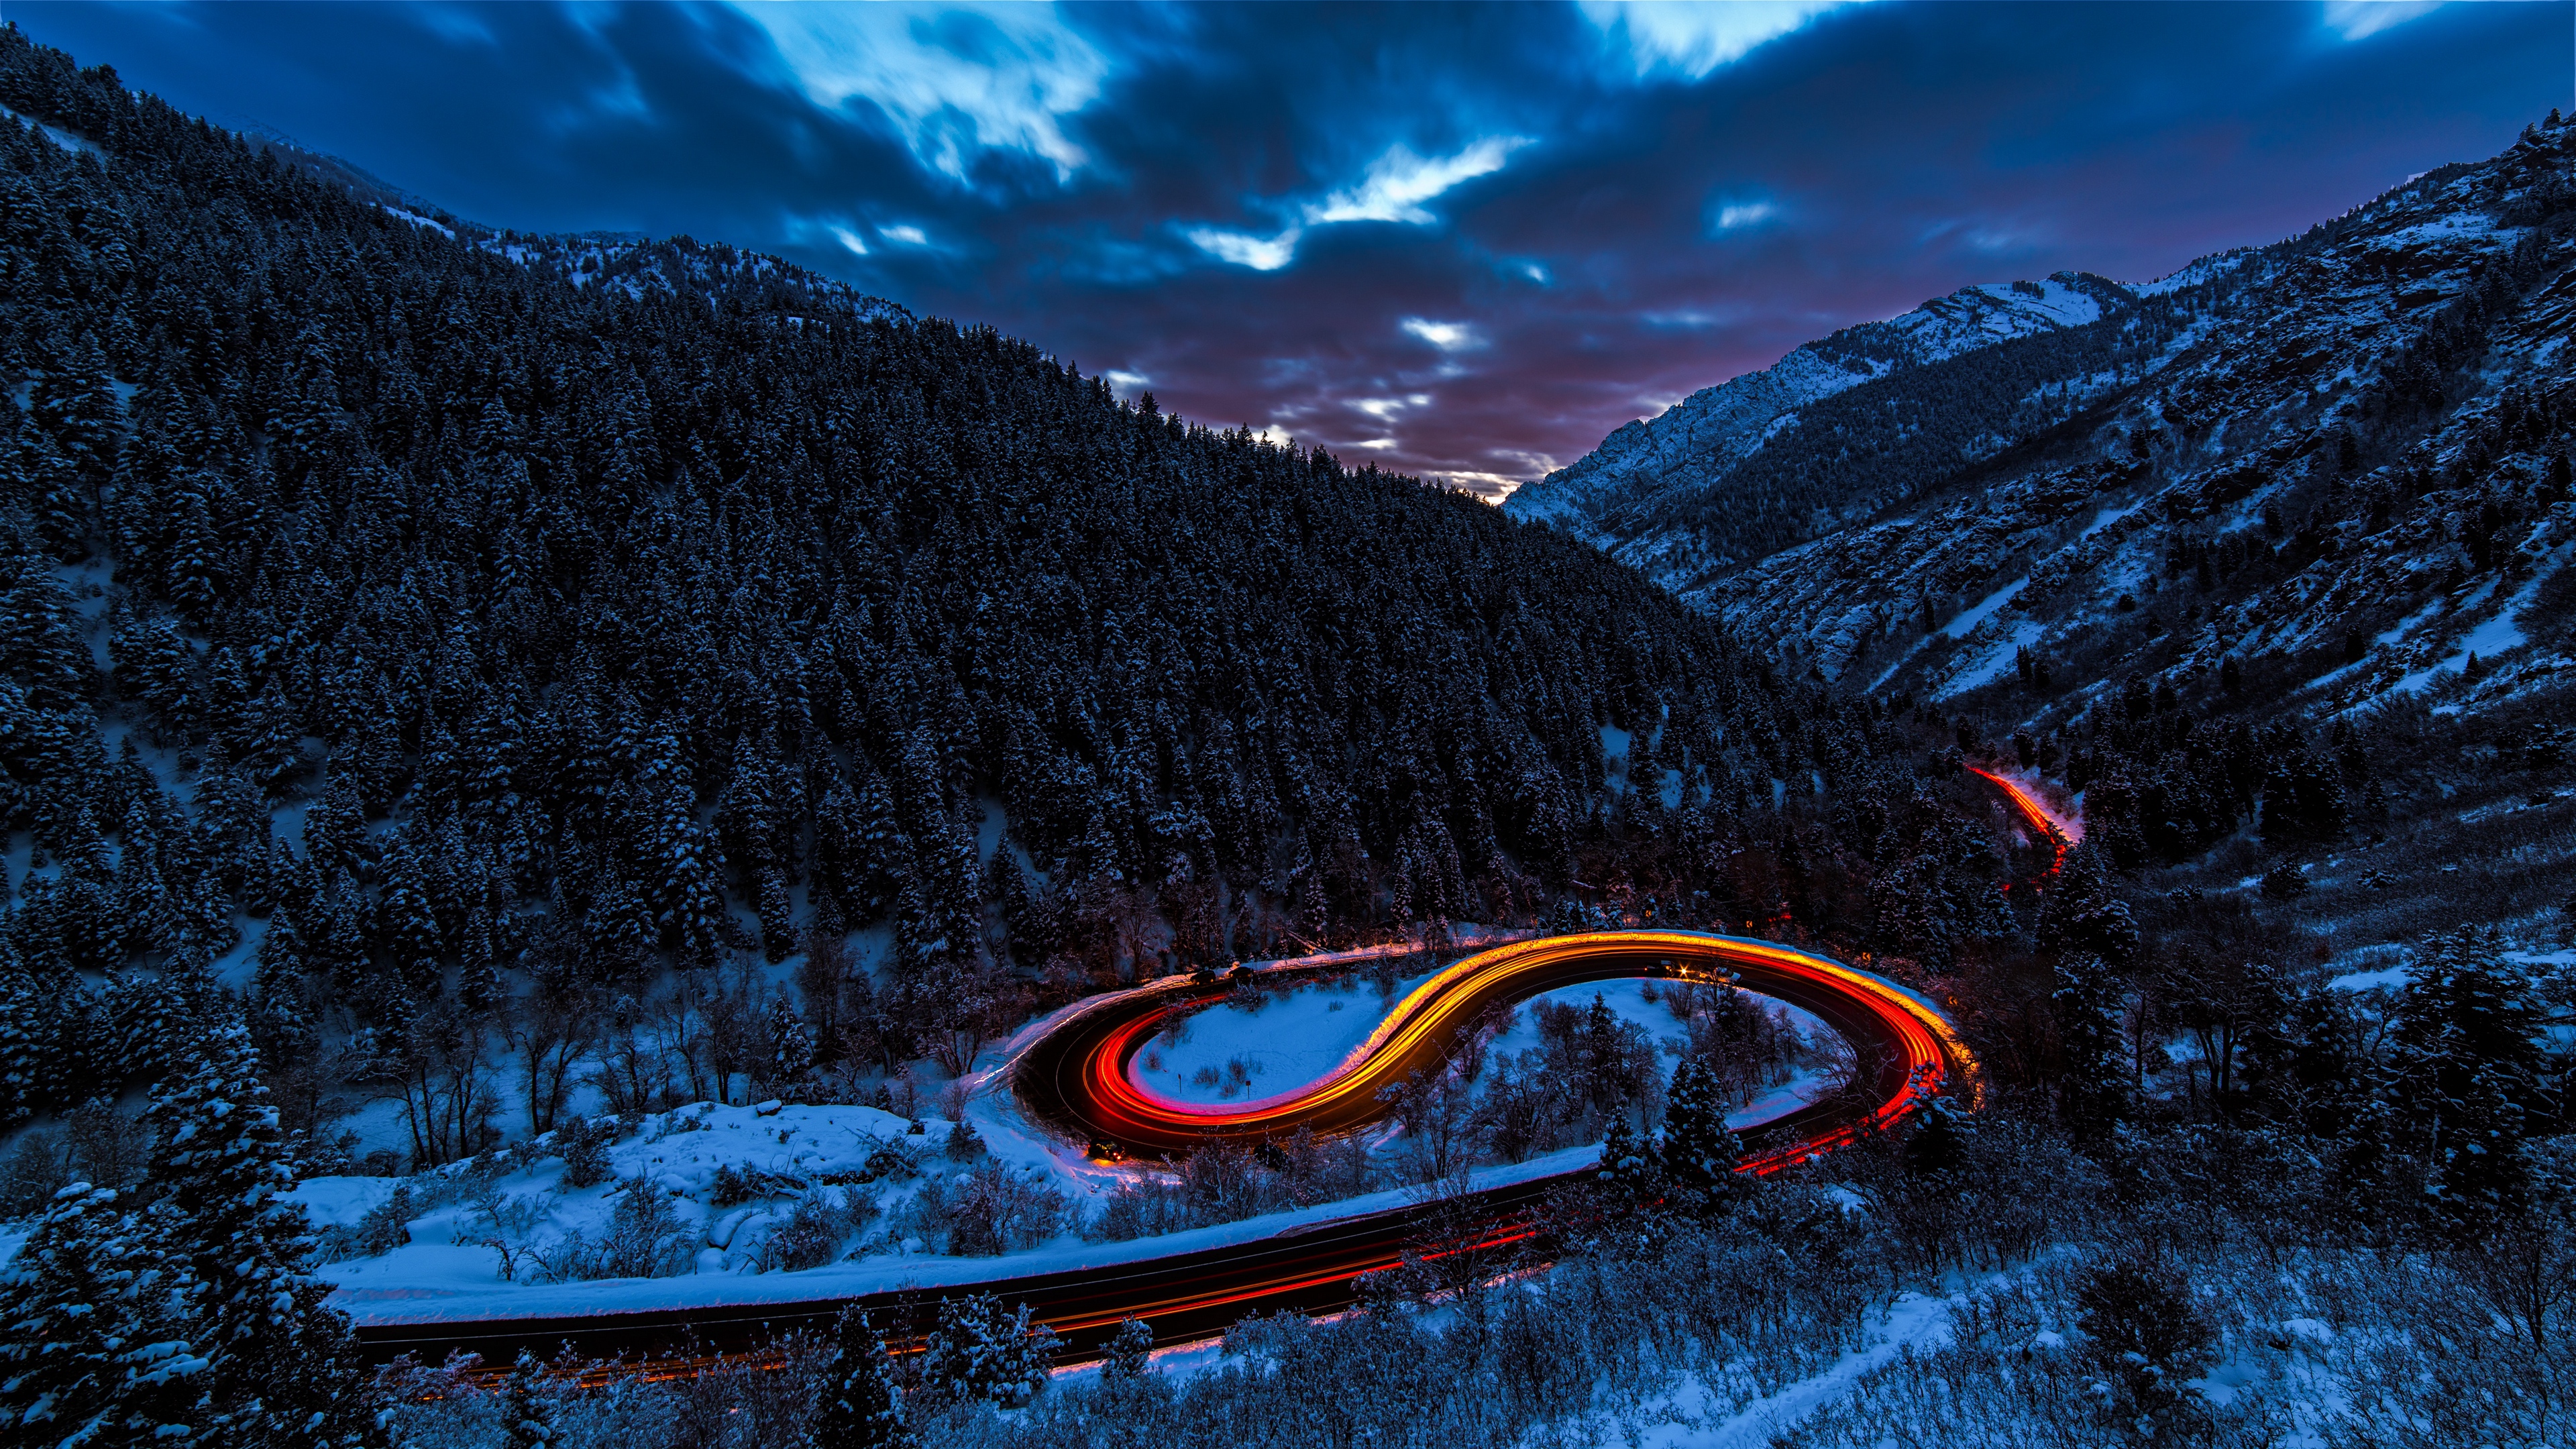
[0,27,1965,1140]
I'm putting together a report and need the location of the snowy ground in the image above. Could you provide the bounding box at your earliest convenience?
[1126,966,1438,1105]
[1133,971,1837,1122]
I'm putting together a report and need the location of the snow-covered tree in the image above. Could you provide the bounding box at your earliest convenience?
[142,1020,384,1445]
[0,1182,207,1444]
[1658,1055,1743,1202]
[811,1307,912,1449]
[917,1293,1058,1409]
[2053,951,2129,1145]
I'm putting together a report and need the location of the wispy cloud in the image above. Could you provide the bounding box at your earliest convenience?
[1581,1,1854,79]
[1303,138,1532,225]
[1401,318,1481,351]
[729,1,1109,180]
[1193,138,1533,270]
[1712,199,1778,231]
[1187,226,1299,270]
[2320,2,2448,43]
[1348,394,1434,427]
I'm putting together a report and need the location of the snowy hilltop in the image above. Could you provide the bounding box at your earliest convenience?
[1503,270,2137,565]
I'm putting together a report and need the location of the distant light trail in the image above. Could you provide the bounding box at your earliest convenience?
[1965,763,2074,874]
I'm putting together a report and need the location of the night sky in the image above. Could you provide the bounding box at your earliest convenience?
[20,2,2571,497]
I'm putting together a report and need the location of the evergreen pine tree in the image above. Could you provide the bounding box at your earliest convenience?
[0,1182,208,1444]
[1100,1318,1156,1383]
[1658,1055,1742,1202]
[498,1351,557,1449]
[458,906,503,1018]
[917,1293,1057,1409]
[2396,931,2543,1236]
[757,864,796,965]
[1596,1106,1657,1200]
[810,1307,913,1449]
[766,993,814,1097]
[246,928,316,1073]
[1904,1098,1968,1175]
[144,1021,384,1444]
[2053,951,2129,1145]
[0,967,41,1128]
[819,1304,922,1433]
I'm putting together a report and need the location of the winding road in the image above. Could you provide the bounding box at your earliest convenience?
[354,930,1975,1373]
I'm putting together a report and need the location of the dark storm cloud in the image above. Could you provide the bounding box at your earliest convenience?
[17,1,2569,495]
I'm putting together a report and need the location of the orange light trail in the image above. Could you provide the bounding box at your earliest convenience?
[1062,930,1975,1165]
[1965,764,2073,875]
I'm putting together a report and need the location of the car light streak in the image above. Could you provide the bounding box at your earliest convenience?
[1030,928,1975,1164]
[1965,763,2073,874]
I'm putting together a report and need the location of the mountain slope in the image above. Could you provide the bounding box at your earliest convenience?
[1504,269,2142,568]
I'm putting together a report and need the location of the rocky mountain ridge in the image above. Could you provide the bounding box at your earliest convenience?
[1528,114,2576,943]
[1504,269,2139,561]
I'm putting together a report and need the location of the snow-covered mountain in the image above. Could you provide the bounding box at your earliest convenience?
[1518,119,2576,728]
[1503,270,2135,561]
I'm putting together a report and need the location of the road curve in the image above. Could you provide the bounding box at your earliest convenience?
[1014,930,1972,1165]
[354,932,1974,1373]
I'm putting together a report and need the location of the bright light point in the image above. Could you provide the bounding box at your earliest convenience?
[1349,396,1412,424]
[1189,226,1300,270]
[1103,370,1150,397]
[1441,471,1527,499]
[1519,260,1550,284]
[827,225,869,256]
[1401,318,1480,351]
[1356,438,1399,450]
[1714,200,1776,230]
[881,224,928,245]
[2320,1,2446,42]
[1305,137,1533,225]
[1582,1,1853,79]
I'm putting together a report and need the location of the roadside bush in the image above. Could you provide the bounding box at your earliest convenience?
[917,1293,1058,1409]
[897,1161,1072,1256]
[950,1161,1075,1256]
[759,1189,870,1273]
[557,1116,614,1189]
[529,1179,696,1283]
[319,1183,417,1261]
[710,1161,809,1206]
